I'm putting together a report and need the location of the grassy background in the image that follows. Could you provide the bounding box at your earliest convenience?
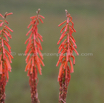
[0,0,104,103]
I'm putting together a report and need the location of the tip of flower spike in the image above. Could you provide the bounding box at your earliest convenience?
[65,9,70,17]
[36,8,41,14]
[65,9,67,12]
[65,9,68,16]
[38,8,40,11]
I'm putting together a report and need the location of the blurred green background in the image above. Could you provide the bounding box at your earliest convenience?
[0,0,104,103]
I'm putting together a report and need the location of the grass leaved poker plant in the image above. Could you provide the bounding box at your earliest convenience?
[0,9,78,103]
[56,10,79,103]
[0,12,13,103]
[25,9,45,103]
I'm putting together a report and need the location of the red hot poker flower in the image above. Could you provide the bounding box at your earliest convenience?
[0,12,13,103]
[25,9,44,103]
[57,10,78,103]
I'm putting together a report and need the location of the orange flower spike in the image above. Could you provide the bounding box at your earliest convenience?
[0,12,13,102]
[57,10,78,103]
[25,9,44,103]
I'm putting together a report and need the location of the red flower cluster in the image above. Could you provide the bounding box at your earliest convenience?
[25,9,44,103]
[56,10,78,103]
[0,12,13,103]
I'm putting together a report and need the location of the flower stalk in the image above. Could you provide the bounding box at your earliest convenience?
[25,9,45,103]
[0,12,13,103]
[56,10,78,103]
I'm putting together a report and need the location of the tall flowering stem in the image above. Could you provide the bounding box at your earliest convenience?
[0,12,13,103]
[25,9,45,103]
[56,10,79,103]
